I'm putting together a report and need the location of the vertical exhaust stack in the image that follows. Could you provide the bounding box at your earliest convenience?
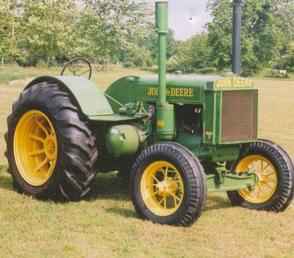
[156,0,168,108]
[232,0,242,75]
[155,0,175,140]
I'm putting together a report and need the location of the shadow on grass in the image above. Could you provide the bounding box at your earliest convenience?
[204,195,232,212]
[106,207,137,218]
[90,172,130,201]
[90,172,138,218]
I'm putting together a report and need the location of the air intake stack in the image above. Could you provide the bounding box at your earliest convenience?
[232,0,243,75]
[155,0,175,140]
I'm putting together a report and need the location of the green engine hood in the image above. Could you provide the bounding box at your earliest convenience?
[106,74,254,112]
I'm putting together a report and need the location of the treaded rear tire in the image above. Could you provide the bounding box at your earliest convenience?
[130,142,207,226]
[5,81,98,201]
[227,140,294,211]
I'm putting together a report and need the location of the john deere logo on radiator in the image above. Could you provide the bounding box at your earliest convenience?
[147,87,194,97]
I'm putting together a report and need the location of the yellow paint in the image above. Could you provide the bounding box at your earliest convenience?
[140,161,184,216]
[236,155,278,204]
[13,110,58,186]
[157,120,165,129]
[214,77,253,89]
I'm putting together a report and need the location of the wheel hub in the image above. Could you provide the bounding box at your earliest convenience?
[156,180,178,196]
[44,136,57,161]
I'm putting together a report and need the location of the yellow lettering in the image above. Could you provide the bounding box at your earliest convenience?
[147,87,194,97]
[180,88,184,96]
[189,88,193,96]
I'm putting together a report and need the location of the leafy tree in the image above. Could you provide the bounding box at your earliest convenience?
[0,0,21,63]
[168,34,211,73]
[17,0,77,66]
[207,0,232,70]
[80,0,151,66]
[144,29,177,63]
[276,41,294,72]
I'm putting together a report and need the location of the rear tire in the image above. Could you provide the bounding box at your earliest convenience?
[5,81,98,201]
[130,142,207,226]
[227,140,294,211]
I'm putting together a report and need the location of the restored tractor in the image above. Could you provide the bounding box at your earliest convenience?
[5,1,294,226]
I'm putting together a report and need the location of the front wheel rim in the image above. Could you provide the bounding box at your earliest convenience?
[236,155,278,204]
[13,110,58,186]
[140,161,185,217]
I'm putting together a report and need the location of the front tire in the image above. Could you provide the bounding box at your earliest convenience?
[5,81,98,201]
[227,140,294,211]
[130,142,207,226]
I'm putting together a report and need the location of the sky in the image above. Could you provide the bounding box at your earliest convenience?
[165,0,212,40]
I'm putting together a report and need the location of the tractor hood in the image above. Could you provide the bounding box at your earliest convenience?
[136,74,253,89]
[106,74,254,112]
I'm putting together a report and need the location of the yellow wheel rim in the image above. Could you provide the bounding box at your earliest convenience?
[13,110,58,186]
[236,155,278,204]
[140,161,185,216]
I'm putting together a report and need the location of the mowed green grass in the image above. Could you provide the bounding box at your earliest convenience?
[0,66,293,258]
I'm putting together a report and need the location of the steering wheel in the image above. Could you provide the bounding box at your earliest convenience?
[60,58,93,80]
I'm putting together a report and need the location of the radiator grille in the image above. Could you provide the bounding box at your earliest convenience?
[222,91,257,142]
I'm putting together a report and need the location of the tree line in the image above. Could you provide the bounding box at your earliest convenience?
[0,0,293,75]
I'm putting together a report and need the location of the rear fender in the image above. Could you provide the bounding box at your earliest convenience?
[25,76,114,118]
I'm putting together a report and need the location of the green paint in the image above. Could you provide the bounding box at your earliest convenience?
[156,1,168,107]
[207,173,257,192]
[156,104,175,140]
[105,125,140,158]
[106,74,258,146]
[155,1,175,140]
[26,76,113,117]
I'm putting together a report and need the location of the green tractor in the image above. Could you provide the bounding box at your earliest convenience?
[5,1,294,226]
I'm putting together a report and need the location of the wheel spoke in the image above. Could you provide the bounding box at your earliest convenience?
[35,119,49,136]
[262,163,270,172]
[164,167,168,178]
[262,170,275,177]
[152,190,159,197]
[170,192,181,204]
[163,197,167,208]
[34,158,49,173]
[263,182,274,191]
[29,134,45,144]
[152,175,160,184]
[28,149,45,157]
[252,186,260,198]
[159,197,165,206]
[48,161,54,171]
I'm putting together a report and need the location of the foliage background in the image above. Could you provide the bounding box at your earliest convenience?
[0,0,293,75]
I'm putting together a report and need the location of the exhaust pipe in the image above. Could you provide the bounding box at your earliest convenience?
[156,0,168,107]
[232,0,243,75]
[155,0,175,140]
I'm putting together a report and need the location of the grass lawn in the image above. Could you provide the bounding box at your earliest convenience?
[0,66,293,258]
